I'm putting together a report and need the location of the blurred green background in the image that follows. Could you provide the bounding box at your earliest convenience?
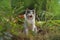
[0,0,60,40]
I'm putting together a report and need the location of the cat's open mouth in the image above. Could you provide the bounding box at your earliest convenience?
[29,15,32,18]
[28,15,33,19]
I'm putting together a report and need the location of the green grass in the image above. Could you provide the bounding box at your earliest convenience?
[10,20,60,40]
[0,20,60,40]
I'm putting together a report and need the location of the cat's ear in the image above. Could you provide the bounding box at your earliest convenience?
[26,8,29,10]
[25,8,29,14]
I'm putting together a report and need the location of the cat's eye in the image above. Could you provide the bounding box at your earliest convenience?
[27,11,30,13]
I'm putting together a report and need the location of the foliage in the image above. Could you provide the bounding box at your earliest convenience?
[0,0,60,40]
